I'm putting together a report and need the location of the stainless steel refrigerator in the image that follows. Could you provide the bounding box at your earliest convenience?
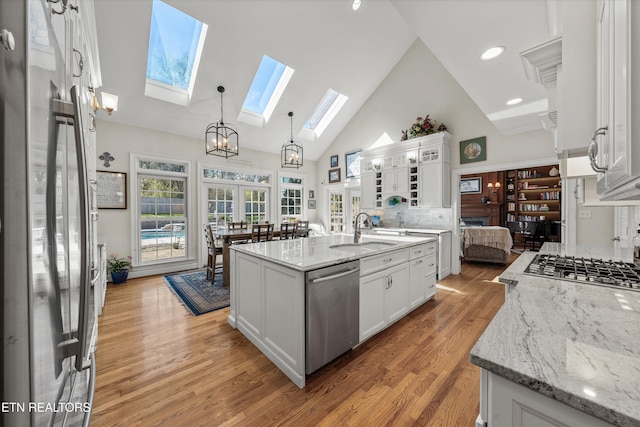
[2,1,98,425]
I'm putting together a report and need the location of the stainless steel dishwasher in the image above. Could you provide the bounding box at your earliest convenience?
[305,260,360,374]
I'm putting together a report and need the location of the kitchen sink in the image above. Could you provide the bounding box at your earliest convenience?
[330,241,397,251]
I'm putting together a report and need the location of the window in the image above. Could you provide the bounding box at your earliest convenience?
[244,189,267,223]
[328,190,345,233]
[238,55,294,127]
[134,157,190,266]
[145,0,208,106]
[300,88,348,140]
[279,173,305,222]
[203,165,272,227]
[139,176,187,262]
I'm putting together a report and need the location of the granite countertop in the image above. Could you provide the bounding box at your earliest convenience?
[368,227,452,235]
[471,243,640,426]
[230,234,435,272]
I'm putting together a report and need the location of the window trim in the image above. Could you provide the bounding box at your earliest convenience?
[131,153,194,272]
[278,171,306,222]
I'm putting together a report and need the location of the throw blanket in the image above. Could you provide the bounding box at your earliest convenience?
[462,226,513,253]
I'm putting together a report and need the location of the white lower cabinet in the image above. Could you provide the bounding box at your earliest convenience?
[359,263,409,342]
[409,242,437,309]
[235,252,306,388]
[480,369,614,427]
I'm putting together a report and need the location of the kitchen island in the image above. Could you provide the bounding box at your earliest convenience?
[228,233,437,388]
[471,243,640,427]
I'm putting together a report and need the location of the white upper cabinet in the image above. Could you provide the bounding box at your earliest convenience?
[358,132,452,208]
[593,0,640,200]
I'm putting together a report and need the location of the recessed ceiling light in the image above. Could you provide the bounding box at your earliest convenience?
[506,98,523,106]
[480,46,505,61]
[352,0,362,11]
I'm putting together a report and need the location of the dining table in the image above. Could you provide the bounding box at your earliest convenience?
[214,227,281,287]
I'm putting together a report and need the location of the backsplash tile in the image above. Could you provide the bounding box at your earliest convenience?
[365,206,453,229]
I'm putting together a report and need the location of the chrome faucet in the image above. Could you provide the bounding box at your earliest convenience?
[397,212,405,227]
[354,212,371,243]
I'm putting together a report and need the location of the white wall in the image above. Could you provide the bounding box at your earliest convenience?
[576,206,615,246]
[316,38,556,227]
[95,120,318,276]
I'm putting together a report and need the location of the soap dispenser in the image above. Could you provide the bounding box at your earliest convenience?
[634,224,640,267]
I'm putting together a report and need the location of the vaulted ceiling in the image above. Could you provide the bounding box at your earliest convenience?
[94,0,551,161]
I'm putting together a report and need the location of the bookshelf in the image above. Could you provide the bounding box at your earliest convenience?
[505,165,562,223]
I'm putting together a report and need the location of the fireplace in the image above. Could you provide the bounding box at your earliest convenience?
[461,216,489,227]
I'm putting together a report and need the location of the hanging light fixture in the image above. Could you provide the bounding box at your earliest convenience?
[281,111,303,169]
[205,86,239,158]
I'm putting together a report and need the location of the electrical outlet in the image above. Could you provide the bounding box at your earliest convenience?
[579,209,592,219]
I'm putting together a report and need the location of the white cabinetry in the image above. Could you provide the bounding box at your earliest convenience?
[235,252,306,388]
[382,168,408,195]
[361,170,383,209]
[593,0,640,200]
[408,242,437,310]
[359,248,411,342]
[358,132,452,208]
[480,369,614,427]
[419,140,451,208]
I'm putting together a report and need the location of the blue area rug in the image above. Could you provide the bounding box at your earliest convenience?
[164,269,229,316]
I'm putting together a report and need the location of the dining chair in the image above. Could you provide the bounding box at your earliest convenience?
[228,221,248,230]
[279,222,299,240]
[204,224,222,283]
[251,223,274,243]
[296,220,310,238]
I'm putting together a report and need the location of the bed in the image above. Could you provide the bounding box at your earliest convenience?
[461,226,513,265]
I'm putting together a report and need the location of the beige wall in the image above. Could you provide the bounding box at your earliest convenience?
[95,120,318,276]
[576,206,615,246]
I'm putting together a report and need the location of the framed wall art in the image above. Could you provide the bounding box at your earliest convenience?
[328,168,341,183]
[309,190,315,199]
[96,171,127,209]
[460,136,487,164]
[330,154,339,168]
[460,177,482,194]
[308,199,316,209]
[345,150,362,178]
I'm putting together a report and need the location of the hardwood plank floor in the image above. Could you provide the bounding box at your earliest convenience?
[92,255,516,426]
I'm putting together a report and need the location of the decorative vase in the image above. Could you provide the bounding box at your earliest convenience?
[549,166,559,177]
[111,270,129,284]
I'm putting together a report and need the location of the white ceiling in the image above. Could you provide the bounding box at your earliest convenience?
[94,0,552,161]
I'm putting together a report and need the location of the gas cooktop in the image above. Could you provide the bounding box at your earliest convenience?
[524,254,640,291]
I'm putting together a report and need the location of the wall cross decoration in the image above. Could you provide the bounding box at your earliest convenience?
[99,152,115,167]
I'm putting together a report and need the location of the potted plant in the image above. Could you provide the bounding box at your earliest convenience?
[107,254,131,284]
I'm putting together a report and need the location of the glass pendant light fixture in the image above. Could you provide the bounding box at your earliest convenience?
[205,86,239,158]
[281,111,303,169]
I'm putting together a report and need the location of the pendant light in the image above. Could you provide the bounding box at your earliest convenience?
[281,111,303,169]
[205,86,239,158]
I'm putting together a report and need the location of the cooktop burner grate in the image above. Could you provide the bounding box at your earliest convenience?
[524,254,640,291]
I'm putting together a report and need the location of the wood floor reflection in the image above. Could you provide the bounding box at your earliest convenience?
[92,256,514,426]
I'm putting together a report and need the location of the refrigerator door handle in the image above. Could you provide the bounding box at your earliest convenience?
[52,87,92,372]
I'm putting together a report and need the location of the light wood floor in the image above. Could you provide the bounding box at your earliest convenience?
[92,255,516,426]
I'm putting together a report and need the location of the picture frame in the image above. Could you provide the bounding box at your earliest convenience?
[330,154,339,168]
[460,177,482,194]
[309,190,315,199]
[328,168,341,183]
[308,199,317,209]
[345,150,362,179]
[460,136,487,164]
[96,171,127,209]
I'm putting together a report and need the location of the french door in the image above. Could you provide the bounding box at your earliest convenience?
[204,184,270,228]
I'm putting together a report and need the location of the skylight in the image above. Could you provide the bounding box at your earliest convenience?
[300,89,348,140]
[145,0,208,106]
[238,55,294,127]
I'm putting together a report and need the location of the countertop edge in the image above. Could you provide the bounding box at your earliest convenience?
[469,351,634,427]
[230,235,436,272]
